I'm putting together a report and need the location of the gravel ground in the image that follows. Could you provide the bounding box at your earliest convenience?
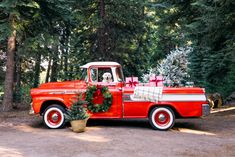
[0,106,235,157]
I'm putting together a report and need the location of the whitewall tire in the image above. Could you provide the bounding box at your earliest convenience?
[149,107,175,130]
[43,105,66,129]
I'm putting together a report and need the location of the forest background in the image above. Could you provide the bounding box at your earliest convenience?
[0,0,234,111]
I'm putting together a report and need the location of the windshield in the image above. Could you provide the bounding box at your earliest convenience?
[115,67,124,82]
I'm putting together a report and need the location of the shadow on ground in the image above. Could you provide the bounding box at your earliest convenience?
[8,105,235,135]
[87,119,151,129]
[29,116,211,131]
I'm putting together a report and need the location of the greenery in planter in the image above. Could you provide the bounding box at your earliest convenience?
[65,98,89,122]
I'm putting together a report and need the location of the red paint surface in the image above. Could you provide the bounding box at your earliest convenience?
[162,87,205,94]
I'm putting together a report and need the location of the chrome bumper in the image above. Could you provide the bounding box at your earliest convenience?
[29,102,35,115]
[202,104,210,116]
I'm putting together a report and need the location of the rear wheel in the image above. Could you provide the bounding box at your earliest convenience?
[43,105,66,129]
[149,107,175,131]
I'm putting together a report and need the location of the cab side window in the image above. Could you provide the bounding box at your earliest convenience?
[90,68,98,82]
[90,67,113,83]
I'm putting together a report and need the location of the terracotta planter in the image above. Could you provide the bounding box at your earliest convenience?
[70,118,88,133]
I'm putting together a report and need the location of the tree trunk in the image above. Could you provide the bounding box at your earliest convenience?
[63,26,70,81]
[97,0,106,60]
[64,47,68,81]
[2,30,16,112]
[33,51,41,87]
[50,46,59,82]
[45,56,52,83]
[14,53,21,105]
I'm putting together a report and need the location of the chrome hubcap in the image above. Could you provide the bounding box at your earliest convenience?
[158,114,166,122]
[52,113,59,121]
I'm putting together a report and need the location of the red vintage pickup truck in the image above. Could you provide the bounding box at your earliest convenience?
[30,62,210,130]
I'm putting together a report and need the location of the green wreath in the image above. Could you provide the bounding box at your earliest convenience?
[85,85,112,113]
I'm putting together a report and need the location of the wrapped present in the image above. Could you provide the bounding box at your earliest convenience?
[126,77,139,87]
[149,75,163,87]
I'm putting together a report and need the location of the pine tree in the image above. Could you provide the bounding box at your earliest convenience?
[187,0,235,96]
[158,47,191,84]
[0,0,41,111]
[150,0,235,97]
[72,0,151,77]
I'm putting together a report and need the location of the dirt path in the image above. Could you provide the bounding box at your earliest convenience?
[0,106,235,157]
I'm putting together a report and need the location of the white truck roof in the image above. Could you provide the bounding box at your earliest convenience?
[80,62,120,68]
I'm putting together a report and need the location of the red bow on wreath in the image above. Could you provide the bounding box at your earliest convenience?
[93,85,104,105]
[94,85,103,96]
[96,88,102,96]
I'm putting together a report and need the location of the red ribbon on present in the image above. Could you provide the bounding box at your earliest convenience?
[126,77,138,87]
[149,76,163,86]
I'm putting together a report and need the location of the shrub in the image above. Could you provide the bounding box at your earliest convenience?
[65,97,89,122]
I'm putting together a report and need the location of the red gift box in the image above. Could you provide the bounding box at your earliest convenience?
[126,77,139,87]
[149,75,163,87]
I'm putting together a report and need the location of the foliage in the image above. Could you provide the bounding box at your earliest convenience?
[149,0,191,63]
[142,68,157,83]
[71,0,152,77]
[151,0,235,97]
[20,85,32,104]
[142,47,191,85]
[187,0,235,97]
[1,0,235,110]
[65,97,89,122]
[158,47,191,84]
[85,85,112,113]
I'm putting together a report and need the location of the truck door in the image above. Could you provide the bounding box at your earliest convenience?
[89,66,123,118]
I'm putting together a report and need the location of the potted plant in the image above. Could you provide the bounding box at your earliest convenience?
[65,98,90,133]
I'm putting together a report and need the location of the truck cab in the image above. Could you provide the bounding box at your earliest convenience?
[80,62,125,118]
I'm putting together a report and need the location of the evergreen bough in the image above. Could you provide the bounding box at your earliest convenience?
[158,47,192,85]
[65,98,89,122]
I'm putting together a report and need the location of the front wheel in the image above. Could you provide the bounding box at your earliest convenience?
[149,107,175,131]
[43,105,66,129]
